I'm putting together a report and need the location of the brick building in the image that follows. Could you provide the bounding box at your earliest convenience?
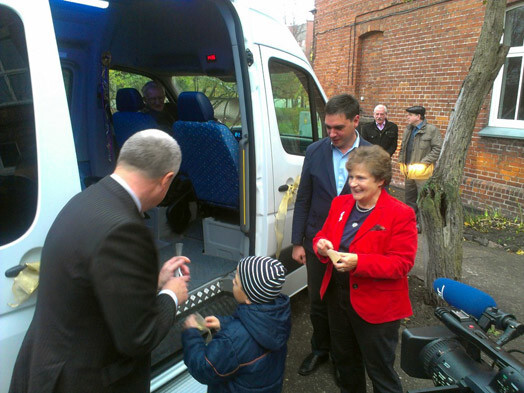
[311,0,523,218]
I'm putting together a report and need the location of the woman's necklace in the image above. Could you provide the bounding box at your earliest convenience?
[355,203,375,213]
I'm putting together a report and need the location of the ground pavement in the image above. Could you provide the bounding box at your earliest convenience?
[282,238,524,393]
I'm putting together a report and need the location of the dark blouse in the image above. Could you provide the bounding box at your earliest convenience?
[332,205,374,288]
[339,205,373,253]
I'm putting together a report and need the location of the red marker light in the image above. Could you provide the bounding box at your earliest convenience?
[207,54,217,63]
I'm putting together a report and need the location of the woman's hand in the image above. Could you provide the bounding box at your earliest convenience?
[316,238,334,256]
[333,252,358,273]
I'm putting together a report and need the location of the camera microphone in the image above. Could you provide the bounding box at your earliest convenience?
[433,278,496,319]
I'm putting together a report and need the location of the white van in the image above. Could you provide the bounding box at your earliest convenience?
[0,0,327,390]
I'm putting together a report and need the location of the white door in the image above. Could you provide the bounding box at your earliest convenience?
[258,46,326,257]
[0,1,79,390]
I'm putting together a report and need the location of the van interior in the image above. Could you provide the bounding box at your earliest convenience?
[1,0,254,375]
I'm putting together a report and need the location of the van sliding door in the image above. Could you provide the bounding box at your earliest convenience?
[259,45,326,292]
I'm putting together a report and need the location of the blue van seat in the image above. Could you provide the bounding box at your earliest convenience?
[172,92,239,210]
[113,88,158,148]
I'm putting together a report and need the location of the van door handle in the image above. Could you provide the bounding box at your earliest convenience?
[5,264,27,278]
[278,184,289,192]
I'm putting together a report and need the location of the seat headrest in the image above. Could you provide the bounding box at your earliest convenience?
[177,92,215,122]
[116,88,145,112]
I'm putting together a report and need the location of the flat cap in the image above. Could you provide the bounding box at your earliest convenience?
[406,106,426,116]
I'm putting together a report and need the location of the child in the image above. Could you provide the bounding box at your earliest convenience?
[182,256,291,393]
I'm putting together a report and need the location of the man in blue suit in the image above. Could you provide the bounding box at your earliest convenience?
[292,94,371,379]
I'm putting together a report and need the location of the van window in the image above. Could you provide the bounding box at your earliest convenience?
[173,75,241,128]
[0,6,38,246]
[109,70,152,112]
[269,59,324,155]
[61,67,73,107]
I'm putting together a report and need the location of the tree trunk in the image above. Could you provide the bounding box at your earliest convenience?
[418,0,509,304]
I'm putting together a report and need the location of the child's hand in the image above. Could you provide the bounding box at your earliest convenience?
[205,316,220,331]
[183,314,199,330]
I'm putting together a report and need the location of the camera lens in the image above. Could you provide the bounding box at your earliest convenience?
[421,338,494,387]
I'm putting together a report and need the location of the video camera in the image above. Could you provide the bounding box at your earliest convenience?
[401,278,524,393]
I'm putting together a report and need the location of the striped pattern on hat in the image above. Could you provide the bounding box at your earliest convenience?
[238,256,286,304]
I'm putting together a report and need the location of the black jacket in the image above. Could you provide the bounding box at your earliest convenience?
[9,176,176,393]
[359,120,398,156]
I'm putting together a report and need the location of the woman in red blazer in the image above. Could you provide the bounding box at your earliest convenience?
[313,145,417,393]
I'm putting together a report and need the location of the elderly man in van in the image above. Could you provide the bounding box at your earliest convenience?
[142,81,176,131]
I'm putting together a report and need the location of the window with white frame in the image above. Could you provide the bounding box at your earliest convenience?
[489,4,524,132]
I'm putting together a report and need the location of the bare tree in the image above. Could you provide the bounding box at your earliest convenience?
[418,0,510,303]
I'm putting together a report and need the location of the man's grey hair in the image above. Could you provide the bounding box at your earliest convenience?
[117,129,181,179]
[141,81,165,97]
[374,104,388,114]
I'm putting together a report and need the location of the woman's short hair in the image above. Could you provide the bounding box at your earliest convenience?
[346,145,392,185]
[117,129,181,179]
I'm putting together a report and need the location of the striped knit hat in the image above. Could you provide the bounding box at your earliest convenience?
[238,256,286,304]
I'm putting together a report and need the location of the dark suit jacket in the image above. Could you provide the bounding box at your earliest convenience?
[313,189,418,323]
[359,120,398,156]
[292,136,371,253]
[9,176,177,393]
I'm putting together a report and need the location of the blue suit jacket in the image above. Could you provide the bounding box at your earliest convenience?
[292,136,371,253]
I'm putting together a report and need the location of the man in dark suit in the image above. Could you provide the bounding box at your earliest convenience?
[359,104,398,157]
[9,129,190,393]
[292,94,371,378]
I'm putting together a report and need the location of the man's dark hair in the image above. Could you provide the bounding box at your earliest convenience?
[325,94,360,120]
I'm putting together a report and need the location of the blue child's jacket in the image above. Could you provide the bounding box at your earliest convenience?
[182,294,291,393]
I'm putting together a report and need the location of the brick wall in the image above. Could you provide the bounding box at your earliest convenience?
[312,0,524,218]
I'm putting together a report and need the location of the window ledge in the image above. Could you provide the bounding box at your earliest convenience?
[479,126,524,139]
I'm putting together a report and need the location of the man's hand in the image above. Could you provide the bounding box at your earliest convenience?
[158,256,190,290]
[163,275,190,305]
[292,245,306,265]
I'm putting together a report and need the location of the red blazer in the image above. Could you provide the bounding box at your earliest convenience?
[313,189,417,324]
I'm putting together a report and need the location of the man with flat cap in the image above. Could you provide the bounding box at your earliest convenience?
[398,106,442,232]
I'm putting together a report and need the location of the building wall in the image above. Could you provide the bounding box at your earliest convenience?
[312,0,523,218]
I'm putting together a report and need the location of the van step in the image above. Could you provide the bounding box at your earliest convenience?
[154,369,206,393]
